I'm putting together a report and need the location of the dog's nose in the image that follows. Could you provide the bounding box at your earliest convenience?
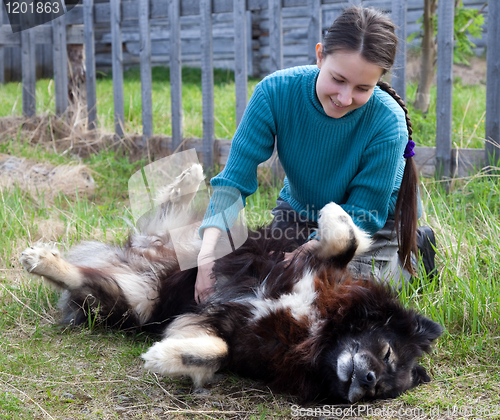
[360,371,376,389]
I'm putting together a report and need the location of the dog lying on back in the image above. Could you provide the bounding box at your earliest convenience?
[20,163,443,404]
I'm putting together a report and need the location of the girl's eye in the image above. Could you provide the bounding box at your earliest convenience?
[332,76,343,83]
[358,87,369,92]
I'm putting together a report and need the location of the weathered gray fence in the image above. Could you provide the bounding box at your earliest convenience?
[485,0,500,165]
[0,0,498,177]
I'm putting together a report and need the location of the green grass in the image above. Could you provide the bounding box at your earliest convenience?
[0,67,260,140]
[407,80,487,149]
[1,66,499,418]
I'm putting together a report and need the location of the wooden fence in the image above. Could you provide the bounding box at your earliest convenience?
[0,0,498,178]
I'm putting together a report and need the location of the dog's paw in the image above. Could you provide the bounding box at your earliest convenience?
[316,203,372,259]
[153,164,205,206]
[176,163,205,191]
[142,335,228,388]
[20,245,61,275]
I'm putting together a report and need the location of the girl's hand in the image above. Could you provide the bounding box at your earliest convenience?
[195,227,221,303]
[283,240,318,264]
[195,259,216,303]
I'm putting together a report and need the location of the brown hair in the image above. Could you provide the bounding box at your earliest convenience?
[322,6,398,75]
[324,6,419,274]
[377,81,418,275]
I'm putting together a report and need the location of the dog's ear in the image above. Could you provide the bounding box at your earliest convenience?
[412,315,444,353]
[411,364,431,386]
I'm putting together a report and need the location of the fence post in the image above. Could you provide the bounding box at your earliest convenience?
[200,0,215,169]
[268,0,282,72]
[307,0,321,66]
[110,0,125,137]
[391,0,407,102]
[139,0,153,141]
[486,0,500,165]
[435,0,454,180]
[21,28,36,117]
[234,0,248,126]
[0,4,4,84]
[83,0,97,130]
[52,15,69,116]
[170,0,183,152]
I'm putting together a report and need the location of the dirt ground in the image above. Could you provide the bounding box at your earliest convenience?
[406,54,487,85]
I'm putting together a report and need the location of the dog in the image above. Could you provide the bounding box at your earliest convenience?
[20,163,443,404]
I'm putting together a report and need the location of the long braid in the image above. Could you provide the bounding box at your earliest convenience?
[376,81,413,143]
[377,80,418,275]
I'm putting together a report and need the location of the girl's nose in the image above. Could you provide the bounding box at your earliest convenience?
[337,86,353,107]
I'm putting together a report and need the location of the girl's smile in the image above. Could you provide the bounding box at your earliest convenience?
[315,45,384,118]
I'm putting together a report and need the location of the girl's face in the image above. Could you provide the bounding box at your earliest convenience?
[315,44,384,119]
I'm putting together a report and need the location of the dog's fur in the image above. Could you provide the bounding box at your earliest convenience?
[20,164,443,404]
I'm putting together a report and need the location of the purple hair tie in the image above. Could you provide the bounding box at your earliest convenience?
[403,140,415,159]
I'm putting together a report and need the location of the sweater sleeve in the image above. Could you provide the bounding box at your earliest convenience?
[199,82,277,236]
[340,114,407,235]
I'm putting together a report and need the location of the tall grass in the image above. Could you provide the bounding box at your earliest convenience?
[406,80,486,149]
[0,67,260,139]
[401,176,500,339]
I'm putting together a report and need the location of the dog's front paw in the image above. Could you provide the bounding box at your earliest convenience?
[316,203,372,260]
[20,245,60,275]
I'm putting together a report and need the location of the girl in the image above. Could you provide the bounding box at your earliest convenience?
[195,6,435,302]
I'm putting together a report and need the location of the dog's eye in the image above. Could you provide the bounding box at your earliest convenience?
[383,347,391,362]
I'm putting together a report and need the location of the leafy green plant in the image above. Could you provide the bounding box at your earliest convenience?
[453,1,486,65]
[407,0,486,65]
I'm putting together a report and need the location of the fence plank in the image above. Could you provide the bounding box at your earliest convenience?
[83,0,97,130]
[307,0,321,66]
[268,0,282,72]
[391,0,407,102]
[52,16,69,116]
[200,0,215,168]
[0,25,84,45]
[21,29,36,117]
[486,0,500,164]
[246,10,253,76]
[110,0,125,137]
[170,0,183,151]
[139,0,153,140]
[234,0,248,126]
[435,0,454,179]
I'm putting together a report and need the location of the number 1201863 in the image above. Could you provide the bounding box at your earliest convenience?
[4,1,61,14]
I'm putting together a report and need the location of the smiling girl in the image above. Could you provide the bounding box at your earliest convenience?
[195,6,436,302]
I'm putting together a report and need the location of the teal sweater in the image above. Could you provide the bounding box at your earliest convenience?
[200,65,408,236]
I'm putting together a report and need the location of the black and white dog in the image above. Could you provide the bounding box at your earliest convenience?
[20,164,442,404]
